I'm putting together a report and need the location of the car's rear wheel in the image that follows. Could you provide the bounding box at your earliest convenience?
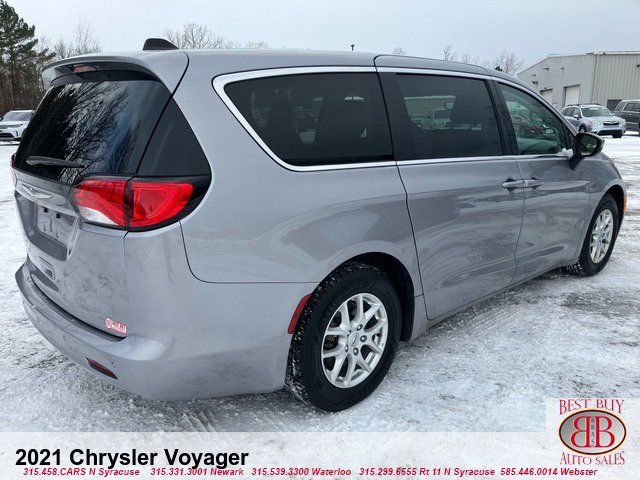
[579,125,586,133]
[286,263,401,411]
[567,194,619,276]
[612,132,623,138]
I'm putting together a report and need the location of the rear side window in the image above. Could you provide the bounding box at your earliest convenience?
[223,73,393,167]
[15,71,170,184]
[394,74,503,159]
[623,102,637,112]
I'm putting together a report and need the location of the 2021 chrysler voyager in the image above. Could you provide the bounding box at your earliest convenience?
[12,44,626,411]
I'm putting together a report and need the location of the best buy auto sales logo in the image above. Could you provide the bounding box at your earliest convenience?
[558,399,626,466]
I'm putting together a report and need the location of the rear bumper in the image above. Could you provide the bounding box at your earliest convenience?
[16,261,313,400]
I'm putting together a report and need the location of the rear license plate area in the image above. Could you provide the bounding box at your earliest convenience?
[36,205,75,245]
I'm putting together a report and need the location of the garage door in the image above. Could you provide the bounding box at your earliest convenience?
[564,85,580,106]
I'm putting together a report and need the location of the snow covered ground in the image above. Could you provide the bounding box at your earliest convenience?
[0,136,638,432]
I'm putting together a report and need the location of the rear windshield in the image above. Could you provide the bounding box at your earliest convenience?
[15,71,171,184]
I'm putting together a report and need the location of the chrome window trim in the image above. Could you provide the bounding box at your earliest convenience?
[395,153,569,167]
[396,155,511,166]
[212,66,394,172]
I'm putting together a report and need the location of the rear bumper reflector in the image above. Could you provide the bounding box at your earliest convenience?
[287,293,312,334]
[85,358,117,379]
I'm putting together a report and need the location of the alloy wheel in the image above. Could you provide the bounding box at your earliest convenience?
[590,209,614,263]
[321,293,388,388]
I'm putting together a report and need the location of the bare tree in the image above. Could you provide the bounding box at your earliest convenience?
[245,40,269,49]
[48,19,100,60]
[72,18,101,55]
[51,37,74,60]
[392,47,407,55]
[165,23,219,49]
[459,52,482,65]
[165,23,266,50]
[443,44,458,62]
[493,51,523,75]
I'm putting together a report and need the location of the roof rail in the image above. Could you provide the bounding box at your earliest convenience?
[143,38,178,51]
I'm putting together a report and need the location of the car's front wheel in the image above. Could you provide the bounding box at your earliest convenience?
[579,125,587,133]
[286,263,401,411]
[567,194,620,276]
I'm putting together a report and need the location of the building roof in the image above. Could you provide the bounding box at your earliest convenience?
[522,50,640,72]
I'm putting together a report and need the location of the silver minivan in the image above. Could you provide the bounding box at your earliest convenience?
[13,45,626,411]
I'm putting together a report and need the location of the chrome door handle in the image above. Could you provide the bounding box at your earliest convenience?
[525,178,543,188]
[502,179,527,189]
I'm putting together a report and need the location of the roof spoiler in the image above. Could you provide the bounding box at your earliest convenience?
[143,38,178,51]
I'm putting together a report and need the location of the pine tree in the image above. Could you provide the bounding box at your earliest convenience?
[0,0,53,113]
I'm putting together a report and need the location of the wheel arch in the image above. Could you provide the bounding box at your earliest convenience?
[328,252,417,342]
[605,184,626,224]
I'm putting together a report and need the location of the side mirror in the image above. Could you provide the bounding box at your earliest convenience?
[569,132,603,169]
[573,114,581,119]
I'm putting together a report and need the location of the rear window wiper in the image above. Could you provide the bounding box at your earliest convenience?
[26,156,85,168]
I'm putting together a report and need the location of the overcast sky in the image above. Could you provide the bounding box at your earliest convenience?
[12,0,640,68]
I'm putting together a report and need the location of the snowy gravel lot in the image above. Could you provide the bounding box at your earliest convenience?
[0,136,638,432]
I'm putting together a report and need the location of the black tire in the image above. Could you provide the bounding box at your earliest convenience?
[612,133,623,139]
[566,194,619,276]
[285,262,401,412]
[578,125,587,133]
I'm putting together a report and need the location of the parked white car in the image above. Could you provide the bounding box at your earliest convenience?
[0,110,34,141]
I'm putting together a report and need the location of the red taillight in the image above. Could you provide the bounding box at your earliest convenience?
[71,177,196,230]
[126,180,193,228]
[73,65,98,73]
[72,177,127,227]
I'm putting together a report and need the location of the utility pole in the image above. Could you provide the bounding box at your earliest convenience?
[350,44,355,51]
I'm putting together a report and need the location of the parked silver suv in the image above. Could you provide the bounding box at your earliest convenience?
[13,45,626,411]
[561,104,626,138]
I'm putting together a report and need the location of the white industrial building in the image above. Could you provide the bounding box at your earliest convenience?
[518,51,640,110]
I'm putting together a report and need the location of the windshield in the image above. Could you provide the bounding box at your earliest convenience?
[582,106,612,117]
[2,111,32,121]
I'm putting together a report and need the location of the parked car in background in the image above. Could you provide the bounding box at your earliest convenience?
[0,110,34,141]
[613,100,640,135]
[12,48,626,411]
[561,104,625,138]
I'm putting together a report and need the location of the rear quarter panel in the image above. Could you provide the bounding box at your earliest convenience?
[174,60,421,290]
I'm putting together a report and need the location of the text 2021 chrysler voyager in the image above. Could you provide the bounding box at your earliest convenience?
[13,45,626,411]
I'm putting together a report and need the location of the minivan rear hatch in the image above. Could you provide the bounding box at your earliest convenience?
[13,56,188,336]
